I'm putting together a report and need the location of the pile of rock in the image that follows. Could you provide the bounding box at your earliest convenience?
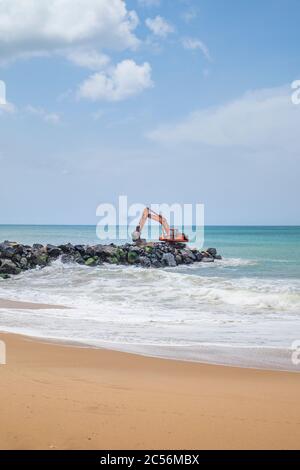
[0,240,222,279]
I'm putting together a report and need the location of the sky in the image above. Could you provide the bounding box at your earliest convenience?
[0,0,299,225]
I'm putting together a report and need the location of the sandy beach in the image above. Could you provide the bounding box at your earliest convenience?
[0,311,300,450]
[0,298,67,310]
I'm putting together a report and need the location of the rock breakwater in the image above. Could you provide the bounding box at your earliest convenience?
[0,241,222,278]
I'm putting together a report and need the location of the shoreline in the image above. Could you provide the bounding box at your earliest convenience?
[0,332,300,449]
[0,327,299,374]
[0,298,67,310]
[0,297,298,374]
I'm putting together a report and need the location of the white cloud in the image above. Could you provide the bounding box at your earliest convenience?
[78,59,153,102]
[66,49,110,70]
[148,85,300,153]
[0,0,139,63]
[146,16,174,38]
[26,106,61,124]
[0,1,157,103]
[182,37,211,61]
[0,102,16,114]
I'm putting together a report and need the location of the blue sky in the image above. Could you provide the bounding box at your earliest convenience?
[0,0,299,225]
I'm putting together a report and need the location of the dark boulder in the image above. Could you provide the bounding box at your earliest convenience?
[61,254,73,264]
[140,256,151,268]
[128,251,140,264]
[19,257,28,269]
[94,245,118,261]
[151,259,163,268]
[85,257,98,267]
[0,259,21,275]
[206,248,218,257]
[46,244,62,258]
[0,273,10,279]
[33,244,43,250]
[58,243,75,254]
[28,245,49,267]
[74,252,85,264]
[74,245,86,255]
[162,253,177,267]
[0,244,16,259]
[85,246,97,257]
[175,254,183,265]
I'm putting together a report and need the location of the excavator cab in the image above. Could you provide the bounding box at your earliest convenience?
[159,228,189,244]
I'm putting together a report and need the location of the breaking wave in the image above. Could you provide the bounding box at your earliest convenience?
[1,258,300,370]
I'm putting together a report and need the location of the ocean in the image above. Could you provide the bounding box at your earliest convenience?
[0,225,300,371]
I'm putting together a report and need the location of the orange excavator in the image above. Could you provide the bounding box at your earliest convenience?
[132,207,189,244]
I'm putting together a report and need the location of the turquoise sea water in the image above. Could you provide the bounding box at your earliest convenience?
[0,225,300,370]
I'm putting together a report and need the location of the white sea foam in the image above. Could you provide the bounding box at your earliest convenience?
[175,257,257,271]
[1,259,300,370]
[216,257,258,267]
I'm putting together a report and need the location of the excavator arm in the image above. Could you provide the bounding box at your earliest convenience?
[132,207,189,244]
[137,208,170,238]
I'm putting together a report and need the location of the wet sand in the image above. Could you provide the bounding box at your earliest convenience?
[0,298,67,310]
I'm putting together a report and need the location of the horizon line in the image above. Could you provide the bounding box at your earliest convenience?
[0,224,299,228]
